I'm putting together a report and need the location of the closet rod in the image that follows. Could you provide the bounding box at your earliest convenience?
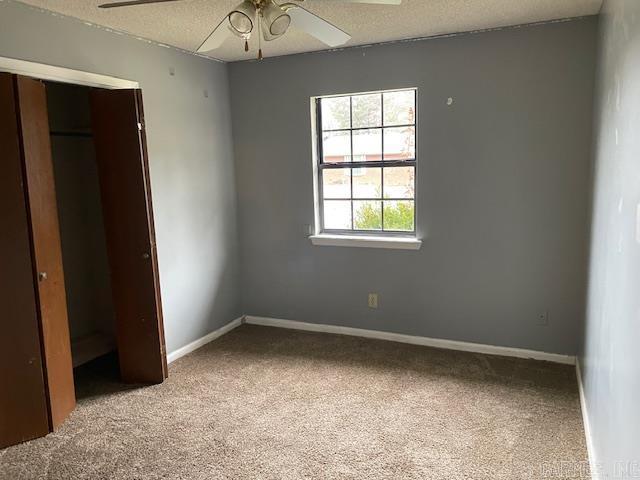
[50,131,93,138]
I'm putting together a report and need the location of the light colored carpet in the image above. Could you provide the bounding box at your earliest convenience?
[0,324,589,479]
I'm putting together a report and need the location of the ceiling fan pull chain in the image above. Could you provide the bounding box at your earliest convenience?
[245,39,249,52]
[257,9,264,60]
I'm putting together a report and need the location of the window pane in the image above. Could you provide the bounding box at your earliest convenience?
[354,201,382,230]
[353,167,381,199]
[322,130,351,163]
[383,90,415,126]
[383,201,414,231]
[321,96,350,130]
[318,89,417,235]
[352,128,382,161]
[322,169,351,199]
[383,166,414,199]
[352,93,381,128]
[324,200,352,229]
[384,126,415,161]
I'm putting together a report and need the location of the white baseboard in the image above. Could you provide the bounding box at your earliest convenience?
[576,359,599,479]
[244,316,576,365]
[167,316,243,364]
[166,315,575,365]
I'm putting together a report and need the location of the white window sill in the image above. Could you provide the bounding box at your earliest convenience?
[309,234,422,250]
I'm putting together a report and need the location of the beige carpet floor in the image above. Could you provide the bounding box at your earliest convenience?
[0,324,589,479]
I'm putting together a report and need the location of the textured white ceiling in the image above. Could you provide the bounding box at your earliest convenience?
[17,0,602,62]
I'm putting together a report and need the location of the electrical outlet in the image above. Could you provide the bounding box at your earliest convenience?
[368,293,378,309]
[536,310,549,326]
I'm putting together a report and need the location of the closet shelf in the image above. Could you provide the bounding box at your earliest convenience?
[71,332,116,368]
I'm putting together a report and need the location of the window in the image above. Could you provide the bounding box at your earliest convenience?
[315,89,416,236]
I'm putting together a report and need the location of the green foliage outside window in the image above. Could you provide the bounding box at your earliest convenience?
[354,202,414,231]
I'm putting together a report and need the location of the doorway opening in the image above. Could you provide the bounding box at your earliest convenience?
[45,81,119,389]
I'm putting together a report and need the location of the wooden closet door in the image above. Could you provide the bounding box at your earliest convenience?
[15,75,76,430]
[0,74,50,449]
[90,89,167,384]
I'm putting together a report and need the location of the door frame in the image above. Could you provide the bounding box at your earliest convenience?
[0,56,139,90]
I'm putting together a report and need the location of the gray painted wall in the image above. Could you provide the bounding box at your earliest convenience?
[581,0,640,476]
[229,18,598,355]
[0,0,241,355]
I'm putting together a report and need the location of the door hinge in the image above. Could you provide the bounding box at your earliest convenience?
[137,122,143,131]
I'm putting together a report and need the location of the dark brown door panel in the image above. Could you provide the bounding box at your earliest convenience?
[15,75,76,430]
[90,88,167,384]
[0,73,50,448]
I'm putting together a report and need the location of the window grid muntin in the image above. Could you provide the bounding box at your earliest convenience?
[381,95,385,230]
[322,123,416,133]
[317,89,416,235]
[349,96,354,229]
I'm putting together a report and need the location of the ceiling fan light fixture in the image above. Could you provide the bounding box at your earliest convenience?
[228,0,256,35]
[261,1,291,37]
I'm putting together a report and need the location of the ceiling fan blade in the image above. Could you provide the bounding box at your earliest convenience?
[98,0,184,9]
[288,6,350,47]
[196,17,233,53]
[319,0,401,4]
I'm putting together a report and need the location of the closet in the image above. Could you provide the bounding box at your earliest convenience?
[47,82,117,368]
[0,73,167,449]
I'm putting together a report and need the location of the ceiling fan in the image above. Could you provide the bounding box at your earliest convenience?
[98,0,401,59]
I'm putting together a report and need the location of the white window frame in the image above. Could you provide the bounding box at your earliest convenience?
[309,88,421,250]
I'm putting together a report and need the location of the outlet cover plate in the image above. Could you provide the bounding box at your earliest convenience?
[368,293,378,309]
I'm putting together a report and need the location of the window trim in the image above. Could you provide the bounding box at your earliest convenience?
[309,234,422,250]
[312,88,418,238]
